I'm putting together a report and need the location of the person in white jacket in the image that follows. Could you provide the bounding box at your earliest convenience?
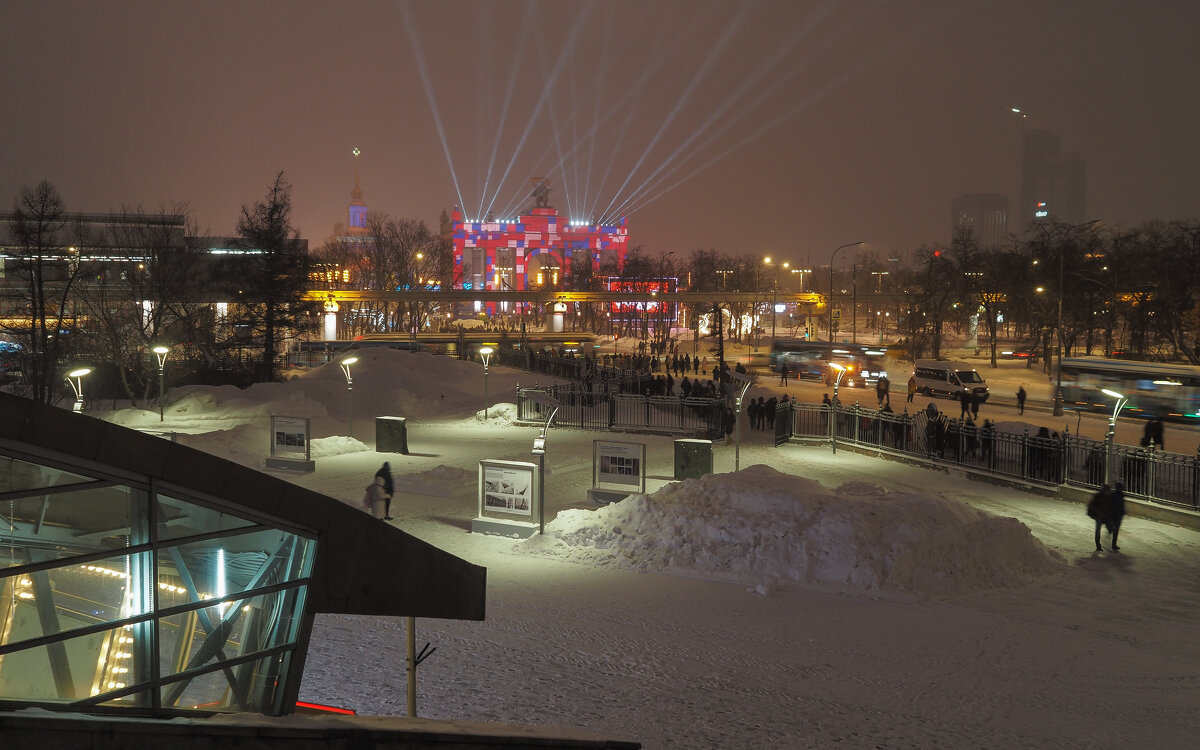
[363,475,389,520]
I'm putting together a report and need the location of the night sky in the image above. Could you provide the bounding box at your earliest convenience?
[4,0,1197,266]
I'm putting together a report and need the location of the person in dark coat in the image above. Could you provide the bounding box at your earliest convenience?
[959,390,970,419]
[1016,385,1027,415]
[722,406,735,444]
[1142,416,1165,450]
[375,462,395,520]
[1087,484,1112,552]
[1107,482,1127,552]
[875,375,890,408]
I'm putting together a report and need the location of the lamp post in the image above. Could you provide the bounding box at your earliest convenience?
[1046,219,1100,416]
[1101,388,1128,486]
[66,367,92,412]
[525,390,561,535]
[152,345,169,422]
[763,257,785,341]
[829,242,864,342]
[478,346,494,419]
[828,362,849,454]
[726,370,754,472]
[339,355,358,437]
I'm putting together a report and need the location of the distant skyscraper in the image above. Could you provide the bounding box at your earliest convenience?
[952,194,1009,249]
[1020,129,1086,229]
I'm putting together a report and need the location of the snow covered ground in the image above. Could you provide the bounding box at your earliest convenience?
[95,347,1200,748]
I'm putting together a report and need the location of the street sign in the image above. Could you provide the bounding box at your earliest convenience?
[832,309,842,320]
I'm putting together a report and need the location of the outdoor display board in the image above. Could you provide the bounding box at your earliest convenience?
[266,415,315,472]
[593,440,646,492]
[474,459,541,537]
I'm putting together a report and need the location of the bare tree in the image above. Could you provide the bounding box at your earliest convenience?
[1,182,86,403]
[73,205,196,403]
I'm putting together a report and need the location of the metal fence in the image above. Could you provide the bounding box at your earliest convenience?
[785,401,1200,510]
[516,383,723,439]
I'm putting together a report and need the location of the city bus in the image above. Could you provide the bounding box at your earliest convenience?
[1058,357,1200,422]
[768,339,889,387]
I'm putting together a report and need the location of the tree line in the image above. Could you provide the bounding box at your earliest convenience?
[5,171,1199,408]
[1,172,317,406]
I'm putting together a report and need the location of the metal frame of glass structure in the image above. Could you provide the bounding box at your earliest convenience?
[0,447,318,715]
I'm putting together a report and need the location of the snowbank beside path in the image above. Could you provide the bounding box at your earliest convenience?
[523,464,1065,599]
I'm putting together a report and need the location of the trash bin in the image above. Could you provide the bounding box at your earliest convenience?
[376,416,409,454]
[674,438,712,480]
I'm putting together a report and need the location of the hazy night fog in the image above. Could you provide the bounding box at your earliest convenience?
[3,0,1197,262]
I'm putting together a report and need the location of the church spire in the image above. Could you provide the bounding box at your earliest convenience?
[351,146,364,202]
[347,147,367,234]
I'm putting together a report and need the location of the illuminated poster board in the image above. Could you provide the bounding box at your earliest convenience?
[593,440,646,492]
[474,460,541,537]
[271,416,310,458]
[266,415,315,472]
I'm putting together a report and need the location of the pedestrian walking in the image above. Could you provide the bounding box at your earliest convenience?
[1108,482,1127,551]
[722,406,735,445]
[375,462,395,520]
[876,375,890,409]
[1016,385,1027,415]
[1141,415,1165,450]
[906,375,916,403]
[1087,483,1123,552]
[959,390,970,419]
[363,475,389,520]
[970,392,980,420]
[779,363,789,386]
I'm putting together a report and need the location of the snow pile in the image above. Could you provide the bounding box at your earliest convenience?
[309,435,370,458]
[525,464,1064,599]
[470,402,520,426]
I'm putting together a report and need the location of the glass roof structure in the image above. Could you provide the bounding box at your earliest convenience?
[0,392,485,717]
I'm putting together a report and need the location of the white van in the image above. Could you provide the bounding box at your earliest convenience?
[911,360,989,402]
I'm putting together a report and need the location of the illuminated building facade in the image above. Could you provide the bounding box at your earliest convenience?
[451,184,629,304]
[952,193,1009,250]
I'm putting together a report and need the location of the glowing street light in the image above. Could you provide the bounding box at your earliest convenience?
[829,242,864,342]
[828,362,850,454]
[152,345,170,422]
[66,367,92,412]
[340,355,358,438]
[478,346,494,420]
[1101,387,1128,486]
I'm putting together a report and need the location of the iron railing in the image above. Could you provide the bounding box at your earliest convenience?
[516,383,723,440]
[784,401,1199,510]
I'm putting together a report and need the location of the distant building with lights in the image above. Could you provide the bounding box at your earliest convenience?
[452,180,629,299]
[952,193,1010,249]
[1020,129,1086,229]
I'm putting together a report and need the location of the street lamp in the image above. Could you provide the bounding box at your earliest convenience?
[726,370,754,472]
[1101,388,1128,486]
[478,346,494,420]
[525,390,561,535]
[828,362,850,454]
[791,266,812,292]
[829,242,864,342]
[339,355,358,437]
[763,256,784,340]
[152,345,170,422]
[66,367,92,412]
[1045,219,1100,416]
